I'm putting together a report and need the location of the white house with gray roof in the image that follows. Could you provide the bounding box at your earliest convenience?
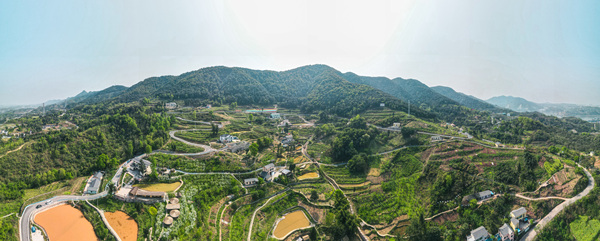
[497,223,514,241]
[510,207,527,220]
[467,226,490,241]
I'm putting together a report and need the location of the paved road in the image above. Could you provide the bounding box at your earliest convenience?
[520,164,595,241]
[168,129,218,155]
[19,157,129,241]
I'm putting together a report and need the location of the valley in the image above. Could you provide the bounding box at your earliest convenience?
[0,65,598,241]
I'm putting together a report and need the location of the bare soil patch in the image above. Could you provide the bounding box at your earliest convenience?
[105,211,138,241]
[34,204,97,241]
[273,211,311,239]
[431,210,458,224]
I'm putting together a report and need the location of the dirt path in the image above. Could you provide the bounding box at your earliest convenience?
[0,142,28,159]
[514,193,568,201]
[247,193,282,241]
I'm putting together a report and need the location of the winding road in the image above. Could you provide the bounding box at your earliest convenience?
[519,164,595,241]
[19,158,128,241]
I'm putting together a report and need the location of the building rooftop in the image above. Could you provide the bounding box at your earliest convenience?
[498,223,513,237]
[468,226,489,240]
[511,207,527,218]
[163,216,173,225]
[510,217,519,228]
[170,197,179,204]
[166,203,180,210]
[169,209,181,218]
[129,187,166,198]
[87,179,101,193]
[477,190,493,198]
[244,178,259,183]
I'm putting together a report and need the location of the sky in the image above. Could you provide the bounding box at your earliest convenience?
[1,0,599,106]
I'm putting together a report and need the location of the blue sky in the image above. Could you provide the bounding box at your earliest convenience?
[1,0,599,106]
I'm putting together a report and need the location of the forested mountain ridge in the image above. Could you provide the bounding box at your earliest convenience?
[431,86,502,111]
[75,65,431,118]
[342,72,459,108]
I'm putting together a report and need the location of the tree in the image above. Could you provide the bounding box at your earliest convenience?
[145,144,152,154]
[96,154,109,170]
[289,163,296,173]
[406,212,442,241]
[249,143,259,156]
[108,183,116,196]
[229,102,237,110]
[348,153,369,174]
[248,114,254,123]
[211,123,219,136]
[310,190,319,201]
[349,114,367,129]
[148,206,158,216]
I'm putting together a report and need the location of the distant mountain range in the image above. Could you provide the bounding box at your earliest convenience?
[486,96,600,121]
[27,64,599,122]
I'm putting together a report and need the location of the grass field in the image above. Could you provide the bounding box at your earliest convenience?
[273,210,311,239]
[174,130,214,144]
[134,181,181,192]
[570,215,600,241]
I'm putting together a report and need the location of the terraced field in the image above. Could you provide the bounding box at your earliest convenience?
[297,172,319,180]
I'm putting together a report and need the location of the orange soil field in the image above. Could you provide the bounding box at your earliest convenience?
[297,172,319,180]
[105,211,138,241]
[134,181,181,192]
[34,204,97,241]
[273,210,311,239]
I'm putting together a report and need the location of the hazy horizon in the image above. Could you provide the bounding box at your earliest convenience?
[1,0,599,106]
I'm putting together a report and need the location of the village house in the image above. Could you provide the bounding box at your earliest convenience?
[510,207,527,220]
[467,226,490,241]
[497,223,514,241]
[476,190,494,200]
[431,135,443,141]
[244,178,259,186]
[165,102,177,109]
[462,190,494,206]
[270,113,281,119]
[227,141,250,153]
[509,217,519,232]
[281,134,294,147]
[85,172,104,194]
[260,163,276,181]
[219,134,238,143]
[392,123,401,129]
